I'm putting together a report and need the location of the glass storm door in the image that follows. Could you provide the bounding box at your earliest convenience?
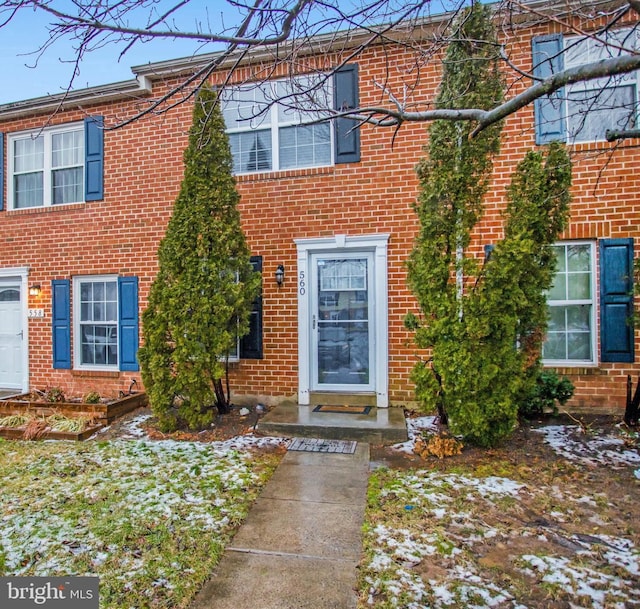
[311,254,374,390]
[0,284,23,389]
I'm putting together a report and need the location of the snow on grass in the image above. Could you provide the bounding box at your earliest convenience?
[0,434,282,608]
[362,423,640,609]
[533,424,640,468]
[363,469,525,608]
[519,553,638,607]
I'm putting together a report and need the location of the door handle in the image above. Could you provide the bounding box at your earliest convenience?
[17,330,23,339]
[312,315,316,330]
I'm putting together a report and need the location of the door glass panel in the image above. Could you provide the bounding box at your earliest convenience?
[0,289,20,302]
[316,258,369,385]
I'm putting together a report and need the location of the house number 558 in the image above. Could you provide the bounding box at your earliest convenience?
[299,270,306,295]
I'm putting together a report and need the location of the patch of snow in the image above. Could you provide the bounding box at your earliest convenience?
[520,553,640,607]
[391,416,439,454]
[533,425,640,468]
[118,413,153,438]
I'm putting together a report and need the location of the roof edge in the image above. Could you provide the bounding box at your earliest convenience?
[0,0,621,120]
[0,76,152,121]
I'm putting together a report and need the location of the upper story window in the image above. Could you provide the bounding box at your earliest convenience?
[221,75,334,174]
[564,29,638,142]
[3,116,104,211]
[532,30,639,144]
[9,123,84,209]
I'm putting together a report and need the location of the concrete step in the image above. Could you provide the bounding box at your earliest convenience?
[256,403,408,445]
[309,392,377,406]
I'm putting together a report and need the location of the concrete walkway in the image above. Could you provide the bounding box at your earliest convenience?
[190,442,370,609]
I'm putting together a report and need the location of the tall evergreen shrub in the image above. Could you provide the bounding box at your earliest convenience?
[406,3,572,446]
[139,86,260,431]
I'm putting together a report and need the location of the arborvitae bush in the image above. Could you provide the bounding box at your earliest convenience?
[139,87,260,431]
[406,3,572,447]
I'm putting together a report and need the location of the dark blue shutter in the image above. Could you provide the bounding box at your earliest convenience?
[85,116,104,201]
[52,279,71,369]
[600,238,634,363]
[532,35,566,144]
[0,132,4,211]
[240,256,263,359]
[118,276,139,371]
[333,64,360,164]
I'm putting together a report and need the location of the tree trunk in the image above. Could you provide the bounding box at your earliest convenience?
[624,374,640,426]
[213,378,231,414]
[434,368,449,426]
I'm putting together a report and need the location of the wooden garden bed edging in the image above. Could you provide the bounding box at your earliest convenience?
[0,425,104,442]
[0,392,147,425]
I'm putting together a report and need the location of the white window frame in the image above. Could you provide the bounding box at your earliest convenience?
[7,122,84,210]
[73,275,119,371]
[542,241,597,366]
[222,75,334,174]
[564,29,639,143]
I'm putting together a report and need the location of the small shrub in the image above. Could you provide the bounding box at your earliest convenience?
[520,370,574,418]
[47,414,89,433]
[82,391,101,404]
[44,387,66,403]
[0,414,33,428]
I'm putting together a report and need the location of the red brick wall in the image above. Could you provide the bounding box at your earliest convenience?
[0,18,638,411]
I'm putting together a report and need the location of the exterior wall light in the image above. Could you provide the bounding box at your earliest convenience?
[29,284,41,297]
[275,265,285,286]
[484,244,494,261]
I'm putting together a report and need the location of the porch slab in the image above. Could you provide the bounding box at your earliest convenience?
[256,403,407,445]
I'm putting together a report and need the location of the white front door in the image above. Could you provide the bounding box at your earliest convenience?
[0,284,23,389]
[311,253,374,391]
[296,234,389,407]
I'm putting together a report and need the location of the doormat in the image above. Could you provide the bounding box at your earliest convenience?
[288,438,357,454]
[312,405,372,415]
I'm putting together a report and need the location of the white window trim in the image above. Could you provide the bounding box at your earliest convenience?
[542,240,598,367]
[7,122,84,210]
[224,77,334,175]
[563,29,639,144]
[72,275,119,371]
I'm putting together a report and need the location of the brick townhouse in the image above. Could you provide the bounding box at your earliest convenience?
[0,0,637,412]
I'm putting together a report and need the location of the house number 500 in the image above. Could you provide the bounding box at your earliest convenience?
[299,270,306,295]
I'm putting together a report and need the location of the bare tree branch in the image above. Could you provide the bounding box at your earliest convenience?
[0,0,639,137]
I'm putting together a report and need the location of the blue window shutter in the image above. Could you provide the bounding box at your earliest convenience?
[118,276,139,371]
[532,35,565,144]
[0,132,4,211]
[52,279,71,369]
[240,256,263,359]
[85,116,104,201]
[600,238,634,363]
[333,64,360,164]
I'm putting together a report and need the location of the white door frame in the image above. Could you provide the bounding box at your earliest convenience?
[295,234,389,407]
[310,251,375,392]
[0,267,29,393]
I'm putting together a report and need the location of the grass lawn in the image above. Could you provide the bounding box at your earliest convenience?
[0,426,282,608]
[360,417,640,608]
